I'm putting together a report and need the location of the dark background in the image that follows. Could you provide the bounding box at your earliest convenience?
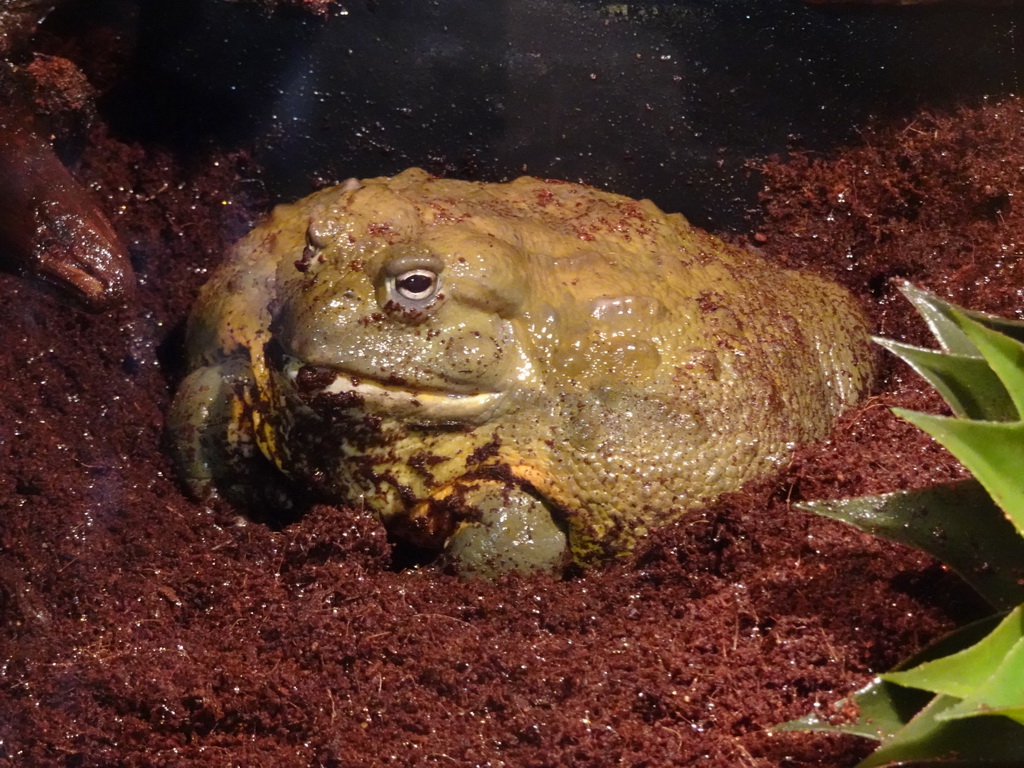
[62,0,1024,230]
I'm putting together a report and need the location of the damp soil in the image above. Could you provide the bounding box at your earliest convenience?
[4,25,1024,768]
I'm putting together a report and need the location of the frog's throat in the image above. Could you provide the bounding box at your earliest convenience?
[289,364,506,421]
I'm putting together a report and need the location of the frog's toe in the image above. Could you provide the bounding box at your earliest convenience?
[443,486,569,579]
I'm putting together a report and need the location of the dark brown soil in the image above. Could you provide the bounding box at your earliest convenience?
[4,26,1024,768]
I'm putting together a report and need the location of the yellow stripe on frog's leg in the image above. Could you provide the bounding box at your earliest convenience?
[245,343,288,472]
[247,391,280,469]
[402,479,494,550]
[215,363,304,513]
[228,387,265,464]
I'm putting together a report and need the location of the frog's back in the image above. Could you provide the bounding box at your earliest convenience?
[383,171,870,417]
[391,173,874,560]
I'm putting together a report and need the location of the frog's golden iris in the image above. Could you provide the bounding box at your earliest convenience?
[169,169,875,577]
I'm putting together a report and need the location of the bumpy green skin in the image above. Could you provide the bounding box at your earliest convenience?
[169,168,875,577]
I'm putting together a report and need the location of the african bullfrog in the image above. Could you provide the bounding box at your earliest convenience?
[169,168,875,577]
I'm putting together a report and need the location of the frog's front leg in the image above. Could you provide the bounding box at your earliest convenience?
[439,481,570,579]
[168,357,291,510]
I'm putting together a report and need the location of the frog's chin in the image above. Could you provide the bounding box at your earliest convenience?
[286,363,506,422]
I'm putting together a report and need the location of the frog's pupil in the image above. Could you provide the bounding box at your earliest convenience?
[397,271,436,298]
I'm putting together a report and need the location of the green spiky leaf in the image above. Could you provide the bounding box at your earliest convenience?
[897,282,983,356]
[893,411,1024,533]
[897,282,1024,353]
[856,693,1024,768]
[775,615,1002,741]
[773,677,931,741]
[882,607,1024,700]
[783,285,1024,765]
[952,308,1024,418]
[800,480,1024,610]
[937,635,1024,726]
[873,338,1016,421]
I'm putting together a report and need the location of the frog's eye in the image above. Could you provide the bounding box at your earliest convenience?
[394,269,440,301]
[381,251,445,313]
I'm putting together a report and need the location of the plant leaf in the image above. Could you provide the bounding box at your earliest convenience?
[774,615,1003,741]
[773,677,929,742]
[856,692,1024,768]
[896,282,1024,353]
[897,282,981,356]
[882,606,1023,699]
[892,411,1024,533]
[799,480,1024,610]
[953,309,1024,419]
[936,632,1024,726]
[788,284,1024,765]
[964,312,1024,347]
[873,338,1016,421]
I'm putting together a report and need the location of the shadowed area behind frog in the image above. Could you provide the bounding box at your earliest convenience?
[168,168,876,578]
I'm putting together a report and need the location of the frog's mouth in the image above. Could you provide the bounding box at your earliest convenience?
[280,358,506,422]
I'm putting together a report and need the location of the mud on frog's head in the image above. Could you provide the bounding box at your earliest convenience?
[261,186,535,426]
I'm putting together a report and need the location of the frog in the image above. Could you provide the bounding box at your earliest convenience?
[168,167,876,578]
